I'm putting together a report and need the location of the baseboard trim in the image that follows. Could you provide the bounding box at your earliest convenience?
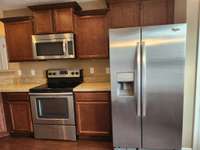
[0,132,9,138]
[182,148,192,150]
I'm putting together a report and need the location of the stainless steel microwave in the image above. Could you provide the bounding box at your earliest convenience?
[32,33,75,60]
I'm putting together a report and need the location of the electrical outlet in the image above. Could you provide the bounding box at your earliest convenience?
[106,67,110,74]
[90,67,95,74]
[30,69,36,76]
[17,70,22,76]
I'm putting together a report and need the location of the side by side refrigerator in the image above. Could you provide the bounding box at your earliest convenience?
[109,24,187,150]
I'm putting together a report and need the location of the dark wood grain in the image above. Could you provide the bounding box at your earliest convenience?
[28,2,81,12]
[76,15,108,58]
[0,137,112,150]
[141,0,174,26]
[75,92,111,137]
[33,10,54,34]
[54,8,74,33]
[8,101,33,133]
[75,92,110,102]
[2,93,33,135]
[4,20,33,62]
[0,16,32,23]
[108,1,141,28]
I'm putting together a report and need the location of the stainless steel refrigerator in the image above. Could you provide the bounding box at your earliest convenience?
[109,24,186,150]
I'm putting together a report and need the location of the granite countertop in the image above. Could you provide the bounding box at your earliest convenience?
[0,82,111,93]
[0,83,43,92]
[73,82,111,92]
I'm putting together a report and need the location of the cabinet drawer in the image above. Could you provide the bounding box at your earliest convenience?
[3,92,29,101]
[75,92,110,102]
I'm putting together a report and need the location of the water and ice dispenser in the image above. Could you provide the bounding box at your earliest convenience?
[117,72,134,97]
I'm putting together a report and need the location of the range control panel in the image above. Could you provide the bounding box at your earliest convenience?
[47,69,81,78]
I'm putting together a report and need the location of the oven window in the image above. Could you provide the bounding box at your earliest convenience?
[36,42,64,56]
[36,98,68,119]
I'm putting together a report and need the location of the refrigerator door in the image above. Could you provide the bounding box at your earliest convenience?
[141,24,186,149]
[109,27,141,148]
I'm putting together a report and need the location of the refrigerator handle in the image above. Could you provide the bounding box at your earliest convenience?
[142,42,147,117]
[136,42,141,117]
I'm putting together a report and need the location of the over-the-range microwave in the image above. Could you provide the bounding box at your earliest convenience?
[32,33,75,60]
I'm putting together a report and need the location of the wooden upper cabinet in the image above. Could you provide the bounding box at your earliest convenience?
[108,1,140,28]
[141,0,174,26]
[4,20,33,62]
[76,15,108,58]
[33,8,75,34]
[33,10,54,34]
[54,8,74,33]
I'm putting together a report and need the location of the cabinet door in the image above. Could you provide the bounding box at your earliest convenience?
[33,10,54,34]
[54,8,74,33]
[76,102,111,136]
[108,1,140,28]
[8,101,33,133]
[5,20,33,62]
[141,0,174,26]
[76,15,108,58]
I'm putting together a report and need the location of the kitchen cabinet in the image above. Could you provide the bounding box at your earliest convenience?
[76,14,108,58]
[108,1,140,28]
[2,92,33,135]
[108,0,174,28]
[32,10,54,34]
[75,92,111,137]
[54,8,75,33]
[29,2,81,34]
[2,18,33,62]
[141,0,174,26]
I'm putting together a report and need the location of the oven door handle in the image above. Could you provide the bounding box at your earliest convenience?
[29,92,73,96]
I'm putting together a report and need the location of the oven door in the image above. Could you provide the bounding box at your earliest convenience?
[30,93,75,125]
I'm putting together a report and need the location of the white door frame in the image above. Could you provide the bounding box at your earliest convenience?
[193,1,200,150]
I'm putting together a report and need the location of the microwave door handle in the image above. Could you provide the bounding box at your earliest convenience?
[63,40,68,55]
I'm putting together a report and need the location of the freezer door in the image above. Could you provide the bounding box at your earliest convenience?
[109,27,141,148]
[141,24,186,149]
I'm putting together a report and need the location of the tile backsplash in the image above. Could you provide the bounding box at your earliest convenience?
[0,59,110,85]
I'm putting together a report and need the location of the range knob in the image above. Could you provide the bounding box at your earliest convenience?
[75,72,79,75]
[71,72,74,75]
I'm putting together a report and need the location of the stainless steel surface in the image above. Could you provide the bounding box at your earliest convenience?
[136,42,142,117]
[32,33,75,60]
[29,93,73,96]
[109,27,141,148]
[47,69,81,78]
[34,124,76,141]
[141,24,186,149]
[141,42,147,117]
[110,24,186,150]
[30,94,75,125]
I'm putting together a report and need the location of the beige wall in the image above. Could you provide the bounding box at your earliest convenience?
[17,59,110,83]
[3,8,32,18]
[174,0,187,23]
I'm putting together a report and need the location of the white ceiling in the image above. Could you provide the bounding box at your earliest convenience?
[0,0,107,11]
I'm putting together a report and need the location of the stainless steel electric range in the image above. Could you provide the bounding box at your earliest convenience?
[29,68,83,141]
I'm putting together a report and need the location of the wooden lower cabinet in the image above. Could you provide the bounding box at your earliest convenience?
[8,101,32,133]
[75,92,111,137]
[2,92,33,135]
